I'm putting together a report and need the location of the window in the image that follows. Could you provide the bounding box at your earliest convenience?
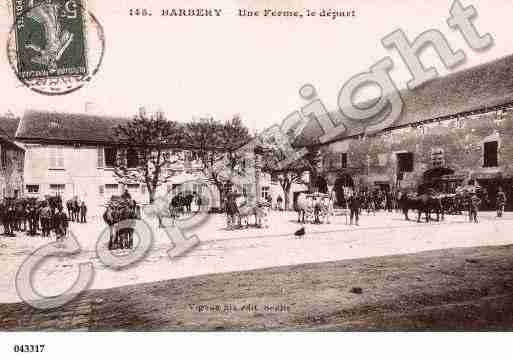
[49,146,64,169]
[97,147,104,167]
[171,184,180,196]
[99,185,104,196]
[127,184,140,192]
[397,152,414,172]
[104,148,117,167]
[127,148,138,168]
[193,183,205,195]
[105,184,119,196]
[26,185,39,194]
[49,184,65,194]
[242,183,252,197]
[484,141,498,167]
[223,182,232,194]
[341,153,348,169]
[261,186,270,200]
[323,155,331,170]
[16,151,23,171]
[0,145,5,169]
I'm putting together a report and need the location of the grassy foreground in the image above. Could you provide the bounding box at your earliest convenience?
[2,244,513,331]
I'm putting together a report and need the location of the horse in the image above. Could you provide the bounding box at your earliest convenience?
[102,206,117,249]
[235,197,270,228]
[296,193,330,224]
[72,198,80,222]
[183,194,194,213]
[103,200,140,250]
[0,200,15,236]
[12,199,26,231]
[224,194,240,229]
[295,193,312,224]
[406,193,444,223]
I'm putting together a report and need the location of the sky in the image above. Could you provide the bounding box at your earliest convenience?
[0,0,512,132]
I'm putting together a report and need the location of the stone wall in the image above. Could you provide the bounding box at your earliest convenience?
[322,106,513,191]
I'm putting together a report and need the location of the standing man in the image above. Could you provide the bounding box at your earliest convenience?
[399,191,410,221]
[469,192,481,223]
[80,201,87,223]
[27,204,38,236]
[276,195,283,211]
[2,201,14,236]
[349,192,361,226]
[6,202,16,236]
[121,189,132,202]
[385,190,392,212]
[496,187,507,218]
[39,202,52,237]
[54,206,69,243]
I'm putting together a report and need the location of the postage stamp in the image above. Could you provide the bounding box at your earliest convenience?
[12,0,88,79]
[7,0,105,95]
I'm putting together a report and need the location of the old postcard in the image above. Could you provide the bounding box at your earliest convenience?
[1,0,513,355]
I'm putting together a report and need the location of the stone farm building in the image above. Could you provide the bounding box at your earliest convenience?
[296,53,513,210]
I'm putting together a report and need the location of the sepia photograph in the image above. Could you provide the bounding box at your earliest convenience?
[1,0,513,356]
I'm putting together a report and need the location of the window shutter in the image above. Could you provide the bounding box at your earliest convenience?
[49,147,56,168]
[57,147,64,168]
[97,147,104,167]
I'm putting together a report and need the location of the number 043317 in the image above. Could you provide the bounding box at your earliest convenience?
[13,344,45,353]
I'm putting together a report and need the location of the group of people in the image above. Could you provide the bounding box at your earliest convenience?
[357,190,399,214]
[396,187,508,223]
[65,198,88,223]
[170,191,202,218]
[0,196,88,240]
[335,186,508,226]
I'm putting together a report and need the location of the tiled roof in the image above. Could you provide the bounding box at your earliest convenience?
[294,53,513,146]
[0,116,20,140]
[16,110,131,144]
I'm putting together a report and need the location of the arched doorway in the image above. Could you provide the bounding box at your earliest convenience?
[334,173,354,206]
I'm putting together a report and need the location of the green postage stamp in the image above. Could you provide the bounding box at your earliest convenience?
[11,0,88,80]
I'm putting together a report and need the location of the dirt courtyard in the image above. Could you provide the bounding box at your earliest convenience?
[1,210,513,330]
[2,243,513,331]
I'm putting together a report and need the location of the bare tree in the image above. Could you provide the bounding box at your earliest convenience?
[185,116,251,208]
[261,144,309,210]
[111,112,184,203]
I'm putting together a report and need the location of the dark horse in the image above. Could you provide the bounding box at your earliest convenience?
[66,198,80,222]
[102,198,140,250]
[406,193,444,222]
